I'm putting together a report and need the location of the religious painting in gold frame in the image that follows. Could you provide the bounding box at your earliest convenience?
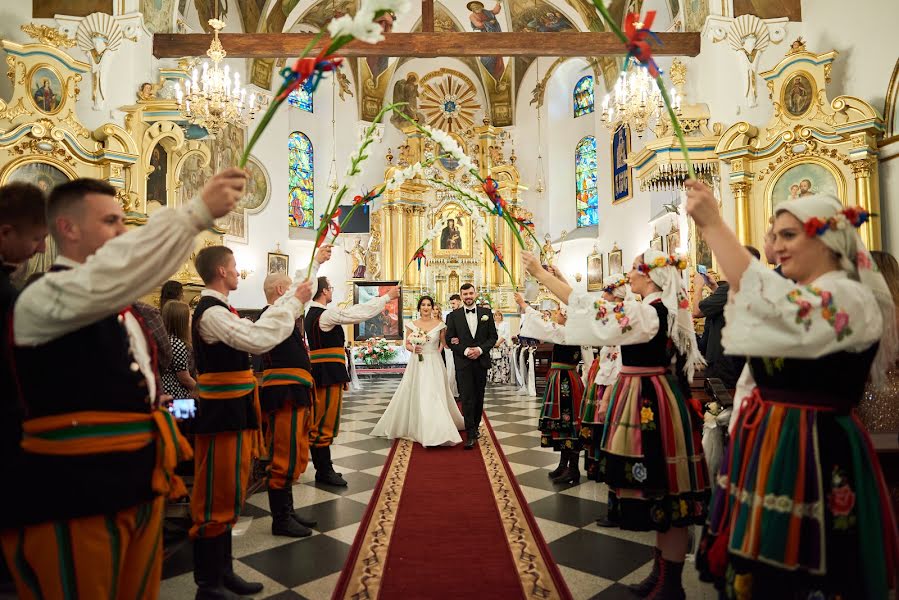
[650,231,663,252]
[267,251,289,275]
[608,246,623,275]
[586,250,603,291]
[781,71,816,118]
[764,158,845,218]
[432,202,473,259]
[29,65,65,115]
[665,227,680,255]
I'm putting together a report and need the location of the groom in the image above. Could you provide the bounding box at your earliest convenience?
[446,283,498,449]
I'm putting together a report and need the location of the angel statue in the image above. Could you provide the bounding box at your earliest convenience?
[390,73,425,129]
[541,233,556,265]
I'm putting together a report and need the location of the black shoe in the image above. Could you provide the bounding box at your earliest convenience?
[268,489,313,538]
[222,534,263,595]
[595,515,615,527]
[315,469,348,487]
[548,453,567,479]
[464,437,476,450]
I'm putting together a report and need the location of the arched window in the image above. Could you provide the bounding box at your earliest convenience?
[288,132,314,228]
[573,75,594,118]
[576,136,598,227]
[287,81,313,112]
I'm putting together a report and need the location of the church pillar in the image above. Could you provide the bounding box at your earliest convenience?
[730,180,752,246]
[851,156,880,250]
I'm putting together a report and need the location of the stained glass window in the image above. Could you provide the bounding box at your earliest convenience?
[287,81,313,112]
[573,75,594,118]
[288,132,314,228]
[576,136,598,227]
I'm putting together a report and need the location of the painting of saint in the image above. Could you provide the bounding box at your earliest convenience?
[440,218,462,250]
[354,281,403,341]
[147,144,168,206]
[771,162,840,208]
[32,69,61,113]
[586,253,603,291]
[468,1,505,80]
[516,3,575,33]
[784,74,813,116]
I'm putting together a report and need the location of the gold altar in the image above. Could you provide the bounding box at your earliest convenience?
[371,118,534,315]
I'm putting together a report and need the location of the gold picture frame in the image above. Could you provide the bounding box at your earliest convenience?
[665,226,680,255]
[586,250,603,291]
[650,230,663,252]
[608,245,623,275]
[266,251,289,275]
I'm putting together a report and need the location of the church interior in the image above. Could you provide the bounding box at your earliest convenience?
[0,0,898,599]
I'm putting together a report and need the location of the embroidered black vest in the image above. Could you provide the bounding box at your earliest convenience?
[259,306,312,412]
[305,305,350,386]
[11,266,157,525]
[192,294,257,433]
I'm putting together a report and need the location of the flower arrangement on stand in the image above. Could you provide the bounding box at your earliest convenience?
[354,337,397,367]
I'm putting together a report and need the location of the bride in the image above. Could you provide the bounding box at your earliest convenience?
[371,295,464,446]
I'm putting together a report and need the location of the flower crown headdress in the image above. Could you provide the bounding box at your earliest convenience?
[637,254,688,275]
[803,206,872,238]
[602,275,630,294]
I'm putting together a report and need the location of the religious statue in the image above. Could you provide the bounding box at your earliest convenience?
[346,238,367,278]
[488,145,504,166]
[366,234,381,279]
[390,73,424,129]
[75,13,132,111]
[529,78,546,108]
[336,69,354,101]
[541,233,556,265]
[136,81,158,102]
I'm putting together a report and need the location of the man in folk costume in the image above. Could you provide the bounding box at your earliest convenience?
[3,171,243,600]
[259,245,332,537]
[190,245,313,599]
[306,278,400,486]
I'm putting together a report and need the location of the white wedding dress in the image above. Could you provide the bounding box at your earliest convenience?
[371,323,464,447]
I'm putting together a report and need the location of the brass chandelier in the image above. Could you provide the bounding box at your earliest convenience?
[599,64,681,137]
[175,18,258,135]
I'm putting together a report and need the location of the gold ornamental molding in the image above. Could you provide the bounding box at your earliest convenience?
[20,23,76,48]
[716,41,884,251]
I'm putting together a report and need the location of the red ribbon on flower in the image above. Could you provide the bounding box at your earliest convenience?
[276,49,344,102]
[490,242,505,268]
[412,248,427,271]
[624,11,661,77]
[483,177,507,217]
[328,208,342,237]
[516,217,534,232]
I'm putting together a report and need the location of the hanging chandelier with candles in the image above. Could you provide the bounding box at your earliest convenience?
[599,64,681,137]
[175,18,258,136]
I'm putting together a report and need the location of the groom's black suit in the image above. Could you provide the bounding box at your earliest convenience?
[445,305,498,439]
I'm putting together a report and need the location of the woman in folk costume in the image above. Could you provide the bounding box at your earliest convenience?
[516,292,586,483]
[579,274,627,482]
[523,250,709,600]
[685,180,899,599]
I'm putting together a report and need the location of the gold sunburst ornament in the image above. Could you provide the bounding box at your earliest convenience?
[419,70,481,133]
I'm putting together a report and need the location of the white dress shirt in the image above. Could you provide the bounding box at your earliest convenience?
[307,294,391,332]
[13,198,214,399]
[465,307,478,337]
[196,261,317,354]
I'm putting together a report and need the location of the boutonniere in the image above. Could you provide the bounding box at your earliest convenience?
[480,315,489,321]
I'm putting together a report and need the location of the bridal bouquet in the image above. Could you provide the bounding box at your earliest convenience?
[355,337,397,366]
[407,328,429,362]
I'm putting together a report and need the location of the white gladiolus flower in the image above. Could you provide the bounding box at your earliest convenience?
[365,0,411,17]
[327,11,384,44]
[327,14,354,39]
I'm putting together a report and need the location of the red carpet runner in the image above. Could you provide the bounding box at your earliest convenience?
[332,417,572,600]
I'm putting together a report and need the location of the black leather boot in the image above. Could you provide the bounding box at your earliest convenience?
[194,536,241,600]
[547,452,567,479]
[312,447,347,487]
[644,558,685,600]
[268,488,312,538]
[285,485,318,528]
[551,450,581,484]
[627,547,661,597]
[222,533,264,595]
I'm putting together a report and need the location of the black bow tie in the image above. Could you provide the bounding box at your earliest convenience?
[466,308,476,314]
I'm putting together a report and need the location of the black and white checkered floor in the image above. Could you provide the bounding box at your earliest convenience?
[161,378,716,599]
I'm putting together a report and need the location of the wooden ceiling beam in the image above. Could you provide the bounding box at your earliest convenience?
[152,32,701,59]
